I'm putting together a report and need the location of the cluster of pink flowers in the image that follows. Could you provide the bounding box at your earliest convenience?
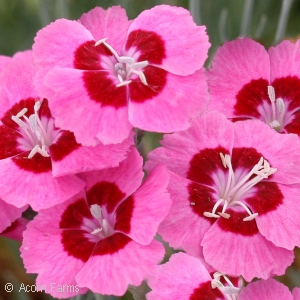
[1,4,300,299]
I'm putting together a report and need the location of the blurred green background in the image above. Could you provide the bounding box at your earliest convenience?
[0,0,300,299]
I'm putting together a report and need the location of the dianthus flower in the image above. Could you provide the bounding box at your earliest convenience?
[0,51,133,210]
[146,110,300,280]
[33,5,210,145]
[21,147,171,298]
[147,252,242,300]
[208,38,300,135]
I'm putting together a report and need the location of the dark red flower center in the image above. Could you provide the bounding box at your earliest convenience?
[60,182,134,262]
[187,147,283,236]
[73,29,167,107]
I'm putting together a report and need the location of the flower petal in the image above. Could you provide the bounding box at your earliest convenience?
[0,157,85,210]
[44,68,132,145]
[50,130,134,176]
[115,165,171,245]
[238,278,293,300]
[208,38,270,118]
[127,5,210,75]
[128,69,209,132]
[75,239,164,296]
[201,218,294,281]
[33,19,94,69]
[78,6,131,53]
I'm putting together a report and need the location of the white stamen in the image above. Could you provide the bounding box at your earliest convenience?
[268,85,276,103]
[269,120,281,128]
[37,146,50,157]
[29,115,36,133]
[203,212,220,218]
[205,154,276,222]
[191,202,195,205]
[276,98,285,113]
[95,38,108,47]
[28,145,39,159]
[91,228,102,235]
[90,204,102,219]
[138,70,148,85]
[131,61,149,69]
[211,272,241,298]
[16,108,28,118]
[98,38,149,87]
[220,153,227,168]
[11,116,27,128]
[116,80,132,87]
[218,212,230,219]
[34,101,41,111]
[243,213,259,221]
[119,56,135,64]
[117,74,124,83]
[11,101,55,159]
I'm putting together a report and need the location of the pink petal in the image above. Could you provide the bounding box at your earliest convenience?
[255,183,300,250]
[50,130,134,176]
[238,278,293,300]
[21,205,88,298]
[157,172,211,260]
[128,5,210,75]
[33,68,56,99]
[44,68,132,145]
[78,6,131,53]
[115,165,171,245]
[75,239,164,296]
[128,69,209,132]
[33,19,94,69]
[147,252,218,300]
[201,220,294,281]
[269,39,300,81]
[233,119,300,184]
[0,157,85,210]
[82,147,144,208]
[1,217,29,241]
[146,111,234,177]
[292,287,300,299]
[0,51,37,119]
[208,38,270,117]
[0,200,27,233]
[0,55,11,71]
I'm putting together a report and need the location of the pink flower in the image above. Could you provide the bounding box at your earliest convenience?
[21,147,171,297]
[147,252,242,300]
[208,38,300,135]
[146,110,300,281]
[0,51,133,210]
[33,5,210,145]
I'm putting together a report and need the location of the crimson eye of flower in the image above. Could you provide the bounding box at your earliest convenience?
[203,152,277,222]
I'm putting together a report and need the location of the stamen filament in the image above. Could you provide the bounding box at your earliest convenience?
[96,37,149,87]
[205,153,276,222]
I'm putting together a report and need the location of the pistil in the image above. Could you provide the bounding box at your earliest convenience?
[95,38,149,87]
[211,272,240,300]
[11,100,52,159]
[267,86,286,131]
[203,153,277,221]
[89,204,114,237]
